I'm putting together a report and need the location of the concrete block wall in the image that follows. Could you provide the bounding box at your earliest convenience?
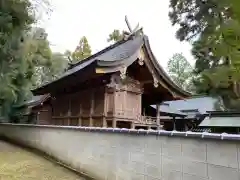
[0,124,240,180]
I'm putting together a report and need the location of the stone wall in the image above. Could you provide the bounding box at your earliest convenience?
[0,124,239,180]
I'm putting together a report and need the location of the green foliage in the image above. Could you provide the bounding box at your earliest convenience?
[24,27,68,87]
[32,52,68,87]
[167,53,195,92]
[169,0,231,41]
[0,0,67,120]
[23,27,51,86]
[169,0,240,110]
[49,53,69,78]
[67,36,92,63]
[107,29,124,43]
[0,0,34,117]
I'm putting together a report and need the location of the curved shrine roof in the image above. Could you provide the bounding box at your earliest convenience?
[33,32,191,98]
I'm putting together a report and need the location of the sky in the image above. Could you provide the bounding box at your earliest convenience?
[42,0,194,68]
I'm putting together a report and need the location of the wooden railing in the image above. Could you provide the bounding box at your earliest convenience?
[135,116,157,125]
[113,109,138,119]
[113,109,158,125]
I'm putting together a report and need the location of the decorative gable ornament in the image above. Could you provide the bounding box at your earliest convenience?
[138,48,145,66]
[120,66,127,79]
[152,74,159,88]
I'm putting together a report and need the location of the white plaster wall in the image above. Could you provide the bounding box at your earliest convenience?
[0,124,240,180]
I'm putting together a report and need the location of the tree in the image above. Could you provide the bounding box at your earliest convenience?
[40,52,69,84]
[167,53,195,92]
[169,0,240,110]
[107,29,124,43]
[24,27,68,87]
[0,0,64,119]
[0,0,35,117]
[23,27,52,86]
[70,36,92,63]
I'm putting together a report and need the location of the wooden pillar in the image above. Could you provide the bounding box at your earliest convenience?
[112,119,117,128]
[78,117,82,126]
[173,117,176,131]
[184,120,188,131]
[67,118,70,126]
[131,122,135,129]
[103,117,107,127]
[68,97,71,126]
[112,90,117,128]
[37,112,40,124]
[103,88,108,128]
[123,90,127,117]
[90,90,94,127]
[78,103,82,126]
[156,104,161,130]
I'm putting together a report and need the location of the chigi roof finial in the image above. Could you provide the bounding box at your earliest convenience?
[125,15,133,32]
[124,15,143,40]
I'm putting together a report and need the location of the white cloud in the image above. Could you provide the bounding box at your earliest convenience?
[43,0,194,68]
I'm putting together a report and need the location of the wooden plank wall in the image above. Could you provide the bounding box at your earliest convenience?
[51,87,105,126]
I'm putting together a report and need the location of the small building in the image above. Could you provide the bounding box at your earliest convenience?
[161,96,219,114]
[151,96,219,131]
[16,94,52,124]
[151,103,188,131]
[30,30,190,129]
[199,111,240,134]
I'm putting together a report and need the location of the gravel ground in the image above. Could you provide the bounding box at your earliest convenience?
[0,141,85,180]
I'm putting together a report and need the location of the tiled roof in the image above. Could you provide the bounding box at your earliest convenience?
[62,35,143,77]
[151,104,187,117]
[20,94,50,107]
[199,116,240,127]
[151,96,218,119]
[33,31,190,98]
[162,97,218,114]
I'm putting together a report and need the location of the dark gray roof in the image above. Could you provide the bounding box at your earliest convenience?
[151,97,217,119]
[162,97,218,114]
[25,95,44,105]
[21,94,50,107]
[151,104,187,116]
[33,32,190,98]
[62,35,143,77]
[33,35,143,92]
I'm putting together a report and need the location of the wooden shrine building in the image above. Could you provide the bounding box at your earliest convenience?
[31,29,190,129]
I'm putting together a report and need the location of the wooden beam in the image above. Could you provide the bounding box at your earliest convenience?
[112,90,117,128]
[103,87,108,127]
[68,97,71,126]
[90,90,94,127]
[141,80,153,85]
[156,104,161,130]
[78,103,82,126]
